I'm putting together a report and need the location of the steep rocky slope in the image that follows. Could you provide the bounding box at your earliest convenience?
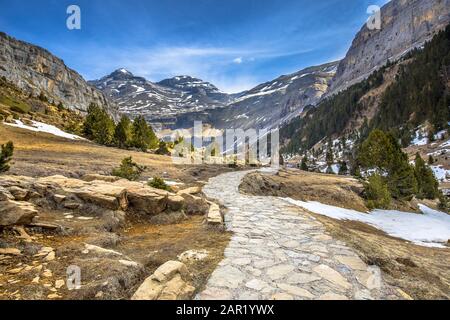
[89,70,231,127]
[328,0,450,97]
[0,32,116,115]
[173,61,338,130]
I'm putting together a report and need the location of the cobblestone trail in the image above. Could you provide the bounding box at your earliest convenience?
[198,170,401,300]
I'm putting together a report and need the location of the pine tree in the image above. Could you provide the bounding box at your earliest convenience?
[325,143,334,166]
[364,174,391,209]
[114,115,132,149]
[300,156,308,171]
[156,141,171,156]
[428,155,434,165]
[358,129,394,172]
[386,134,417,201]
[338,161,348,175]
[0,141,14,173]
[83,103,115,145]
[414,153,439,199]
[111,157,145,181]
[131,116,159,152]
[358,130,417,201]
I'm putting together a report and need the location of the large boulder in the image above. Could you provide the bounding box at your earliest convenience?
[113,180,173,215]
[73,184,128,211]
[37,176,128,211]
[179,193,209,215]
[132,261,195,300]
[0,200,38,227]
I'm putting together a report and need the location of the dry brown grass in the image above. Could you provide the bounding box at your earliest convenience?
[117,216,231,297]
[314,214,450,300]
[240,168,368,212]
[0,123,234,185]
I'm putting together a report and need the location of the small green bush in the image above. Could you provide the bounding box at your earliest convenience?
[364,174,391,209]
[148,177,171,191]
[111,157,145,181]
[155,141,171,156]
[0,141,14,173]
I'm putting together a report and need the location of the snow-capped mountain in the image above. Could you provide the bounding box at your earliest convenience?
[173,61,339,130]
[92,61,337,131]
[89,70,231,124]
[157,75,232,105]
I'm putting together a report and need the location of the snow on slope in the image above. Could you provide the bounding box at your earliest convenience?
[4,120,85,140]
[284,198,450,248]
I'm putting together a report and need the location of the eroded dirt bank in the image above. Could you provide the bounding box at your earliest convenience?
[239,169,450,300]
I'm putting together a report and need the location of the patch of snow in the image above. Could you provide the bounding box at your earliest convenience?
[431,165,450,182]
[320,164,340,174]
[434,130,447,140]
[4,120,85,140]
[132,85,145,93]
[150,178,184,186]
[412,128,428,146]
[284,198,450,248]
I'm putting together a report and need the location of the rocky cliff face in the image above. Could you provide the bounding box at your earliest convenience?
[328,0,450,97]
[0,32,116,115]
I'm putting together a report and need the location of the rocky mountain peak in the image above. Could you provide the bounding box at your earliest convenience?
[158,76,222,94]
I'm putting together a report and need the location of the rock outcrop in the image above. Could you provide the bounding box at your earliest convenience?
[0,174,204,228]
[0,200,38,227]
[132,261,195,300]
[327,0,450,96]
[0,32,117,116]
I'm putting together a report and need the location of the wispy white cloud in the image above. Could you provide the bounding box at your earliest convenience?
[65,43,315,93]
[233,57,243,64]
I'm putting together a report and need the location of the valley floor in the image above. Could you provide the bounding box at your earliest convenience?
[1,124,449,300]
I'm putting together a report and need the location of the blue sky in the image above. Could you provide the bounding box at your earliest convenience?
[0,0,389,93]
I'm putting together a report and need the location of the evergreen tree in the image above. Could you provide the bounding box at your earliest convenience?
[131,116,159,152]
[83,103,115,145]
[358,130,417,201]
[414,153,439,199]
[428,155,434,165]
[325,143,334,166]
[300,156,308,171]
[0,141,14,173]
[358,129,394,172]
[112,157,145,181]
[156,141,171,156]
[114,115,132,149]
[338,161,348,175]
[364,174,391,209]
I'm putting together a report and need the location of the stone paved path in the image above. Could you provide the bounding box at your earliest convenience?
[197,170,401,300]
